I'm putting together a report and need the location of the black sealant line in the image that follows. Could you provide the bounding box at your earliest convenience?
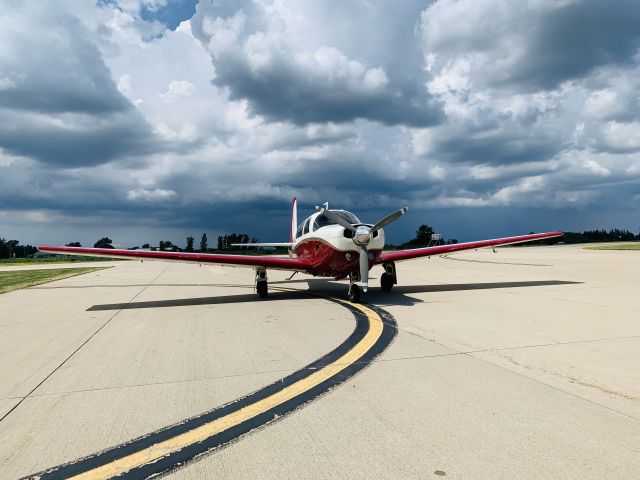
[28,300,397,480]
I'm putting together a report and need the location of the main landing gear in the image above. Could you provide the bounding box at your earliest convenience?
[380,262,397,292]
[255,267,268,298]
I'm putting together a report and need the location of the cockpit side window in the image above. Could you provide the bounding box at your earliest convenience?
[302,218,311,235]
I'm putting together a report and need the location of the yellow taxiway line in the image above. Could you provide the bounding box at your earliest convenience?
[69,300,383,480]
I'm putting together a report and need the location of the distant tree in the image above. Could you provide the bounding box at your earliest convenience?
[216,233,258,250]
[94,237,113,248]
[65,242,81,247]
[401,225,434,247]
[185,236,194,252]
[142,243,150,249]
[14,244,37,258]
[159,241,174,251]
[416,225,434,244]
[200,233,208,252]
[7,240,19,258]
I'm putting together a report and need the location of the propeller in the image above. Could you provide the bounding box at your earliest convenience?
[319,208,357,232]
[318,206,408,291]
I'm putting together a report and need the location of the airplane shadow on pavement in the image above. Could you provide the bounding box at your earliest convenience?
[87,279,581,311]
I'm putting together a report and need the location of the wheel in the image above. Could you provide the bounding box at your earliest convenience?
[348,284,361,303]
[380,272,394,291]
[256,281,268,298]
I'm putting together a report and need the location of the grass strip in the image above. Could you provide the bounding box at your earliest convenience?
[0,267,109,294]
[0,256,115,265]
[585,243,640,251]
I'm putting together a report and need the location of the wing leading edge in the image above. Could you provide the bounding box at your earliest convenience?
[37,246,311,271]
[378,231,563,264]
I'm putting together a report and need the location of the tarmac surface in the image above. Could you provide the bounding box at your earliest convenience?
[0,244,638,479]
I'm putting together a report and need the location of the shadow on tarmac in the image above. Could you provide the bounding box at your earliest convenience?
[87,279,581,311]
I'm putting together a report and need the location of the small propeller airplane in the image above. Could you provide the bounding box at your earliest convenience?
[39,198,563,302]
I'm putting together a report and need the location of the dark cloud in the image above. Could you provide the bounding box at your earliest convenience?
[211,63,441,127]
[0,7,129,114]
[510,0,640,90]
[0,109,158,167]
[0,3,159,166]
[423,0,640,92]
[424,128,564,166]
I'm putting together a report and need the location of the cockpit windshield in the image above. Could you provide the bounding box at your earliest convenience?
[313,210,361,231]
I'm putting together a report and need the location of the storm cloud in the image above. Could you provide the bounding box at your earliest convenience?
[0,2,158,166]
[190,0,443,126]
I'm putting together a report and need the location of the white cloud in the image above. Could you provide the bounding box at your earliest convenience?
[583,159,611,177]
[600,121,640,152]
[159,80,196,101]
[626,163,640,175]
[126,188,177,201]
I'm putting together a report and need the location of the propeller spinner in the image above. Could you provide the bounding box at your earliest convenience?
[318,206,408,291]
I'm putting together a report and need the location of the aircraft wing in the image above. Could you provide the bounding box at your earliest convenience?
[378,231,563,263]
[37,246,312,271]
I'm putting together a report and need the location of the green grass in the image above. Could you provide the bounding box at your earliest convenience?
[585,243,640,251]
[0,267,108,294]
[0,256,116,266]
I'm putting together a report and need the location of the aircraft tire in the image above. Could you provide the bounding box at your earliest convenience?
[257,281,268,298]
[381,273,394,291]
[348,284,361,303]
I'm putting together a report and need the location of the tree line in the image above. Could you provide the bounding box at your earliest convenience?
[0,238,37,258]
[521,228,640,246]
[134,233,260,252]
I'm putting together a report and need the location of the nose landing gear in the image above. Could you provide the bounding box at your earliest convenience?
[348,284,361,303]
[348,271,361,302]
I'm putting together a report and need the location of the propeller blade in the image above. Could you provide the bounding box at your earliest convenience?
[359,245,369,292]
[318,207,357,232]
[371,207,408,232]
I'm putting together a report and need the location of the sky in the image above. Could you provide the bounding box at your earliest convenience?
[1,0,640,248]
